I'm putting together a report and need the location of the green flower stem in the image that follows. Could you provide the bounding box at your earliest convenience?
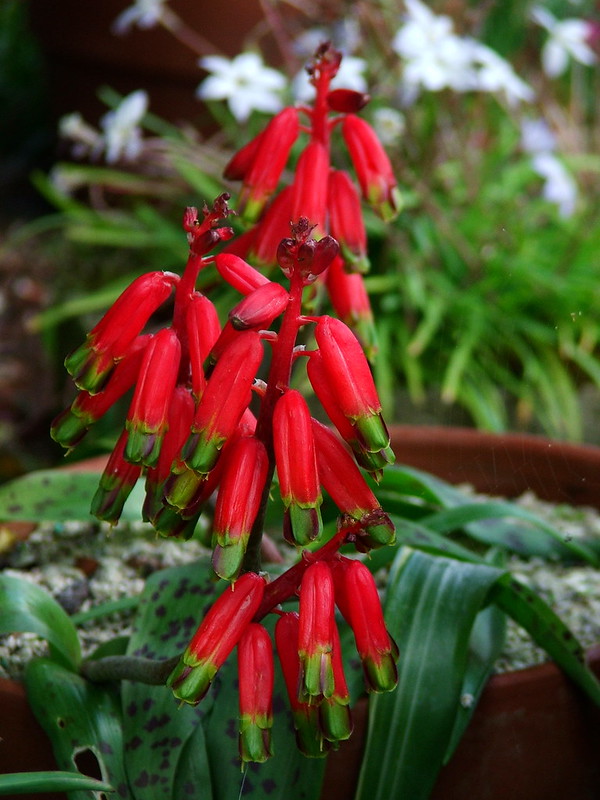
[80,654,180,684]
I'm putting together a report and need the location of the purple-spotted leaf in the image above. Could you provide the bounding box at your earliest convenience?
[121,558,219,800]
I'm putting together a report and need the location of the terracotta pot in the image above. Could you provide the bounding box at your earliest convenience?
[2,426,600,799]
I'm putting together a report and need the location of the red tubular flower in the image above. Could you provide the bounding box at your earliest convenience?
[223,129,266,181]
[327,170,370,274]
[214,253,270,295]
[331,557,398,693]
[325,255,377,359]
[90,430,142,525]
[290,142,330,238]
[124,327,181,467]
[237,623,274,763]
[275,612,330,758]
[181,331,263,476]
[186,293,221,399]
[319,622,353,743]
[168,571,266,704]
[143,385,195,525]
[342,114,401,222]
[298,561,336,699]
[313,316,395,469]
[212,436,269,580]
[51,334,150,450]
[273,390,323,546]
[238,107,300,223]
[65,271,178,393]
[311,419,395,548]
[229,282,289,331]
[248,185,295,269]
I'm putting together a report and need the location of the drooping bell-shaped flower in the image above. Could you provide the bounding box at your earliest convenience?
[273,389,323,545]
[331,557,398,693]
[311,419,395,548]
[297,561,336,699]
[51,334,150,450]
[212,436,269,580]
[90,430,142,525]
[186,293,221,400]
[237,107,300,223]
[319,622,353,743]
[290,141,330,239]
[65,271,178,393]
[325,255,377,359]
[275,612,330,758]
[313,316,395,469]
[168,571,266,704]
[342,114,401,222]
[237,623,274,763]
[124,327,181,467]
[327,170,370,274]
[248,185,294,269]
[181,331,263,476]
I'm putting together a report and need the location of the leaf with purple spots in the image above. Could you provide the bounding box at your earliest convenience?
[123,558,218,799]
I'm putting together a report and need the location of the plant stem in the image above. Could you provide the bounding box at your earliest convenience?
[80,654,180,685]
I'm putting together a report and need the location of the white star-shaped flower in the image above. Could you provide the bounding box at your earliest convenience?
[112,0,168,34]
[197,53,286,122]
[532,152,578,217]
[100,90,149,163]
[531,6,596,77]
[471,43,535,105]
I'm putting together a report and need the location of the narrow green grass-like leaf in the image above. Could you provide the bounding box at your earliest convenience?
[421,501,598,564]
[355,550,505,800]
[491,574,600,705]
[0,770,114,795]
[24,658,128,800]
[0,574,81,670]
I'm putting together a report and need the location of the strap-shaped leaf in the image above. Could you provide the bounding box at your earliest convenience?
[491,574,600,705]
[0,574,81,671]
[24,657,128,800]
[355,549,505,800]
[0,770,114,795]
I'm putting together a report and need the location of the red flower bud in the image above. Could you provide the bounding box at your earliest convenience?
[168,571,266,704]
[186,293,221,400]
[237,623,274,763]
[65,271,178,393]
[273,390,323,545]
[331,557,398,692]
[90,430,142,525]
[214,253,270,295]
[212,436,269,580]
[327,170,370,274]
[125,327,181,467]
[248,186,295,269]
[224,129,265,181]
[326,88,370,113]
[342,114,401,222]
[183,331,263,474]
[229,281,289,331]
[325,255,377,358]
[239,107,300,223]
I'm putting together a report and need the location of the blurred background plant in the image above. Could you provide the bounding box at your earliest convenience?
[2,0,600,478]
